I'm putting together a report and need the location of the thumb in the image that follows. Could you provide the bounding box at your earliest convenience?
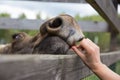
[72,46,85,59]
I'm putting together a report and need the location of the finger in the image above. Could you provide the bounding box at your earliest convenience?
[79,39,93,53]
[72,46,85,58]
[75,38,98,55]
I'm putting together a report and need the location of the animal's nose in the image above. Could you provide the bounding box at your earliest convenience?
[46,17,63,33]
[49,17,62,28]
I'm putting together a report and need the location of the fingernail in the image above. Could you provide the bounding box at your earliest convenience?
[71,46,76,49]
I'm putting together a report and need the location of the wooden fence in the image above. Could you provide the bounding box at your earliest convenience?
[0,18,108,32]
[0,0,120,80]
[0,51,120,80]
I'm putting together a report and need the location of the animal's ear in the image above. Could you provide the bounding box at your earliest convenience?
[40,21,48,35]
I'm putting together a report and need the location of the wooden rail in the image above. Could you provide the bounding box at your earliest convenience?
[86,0,120,33]
[0,51,120,80]
[0,18,108,32]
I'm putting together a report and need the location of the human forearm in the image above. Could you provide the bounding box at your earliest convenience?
[92,63,120,80]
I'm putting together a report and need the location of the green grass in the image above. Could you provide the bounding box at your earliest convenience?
[82,74,99,80]
[74,14,105,22]
[84,32,110,52]
[115,60,120,74]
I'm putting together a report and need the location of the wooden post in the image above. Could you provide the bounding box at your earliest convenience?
[86,0,120,50]
[109,0,118,73]
[109,0,119,51]
[112,0,118,10]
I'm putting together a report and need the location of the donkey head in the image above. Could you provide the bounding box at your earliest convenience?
[40,14,84,46]
[11,32,33,53]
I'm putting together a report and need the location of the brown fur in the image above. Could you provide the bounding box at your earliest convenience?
[0,32,33,54]
[0,44,11,54]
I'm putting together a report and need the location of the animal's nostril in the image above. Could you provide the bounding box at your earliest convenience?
[49,17,62,28]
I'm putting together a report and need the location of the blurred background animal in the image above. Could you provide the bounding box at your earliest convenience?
[0,32,33,54]
[11,32,33,54]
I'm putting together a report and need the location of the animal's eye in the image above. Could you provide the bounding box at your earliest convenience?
[12,34,21,40]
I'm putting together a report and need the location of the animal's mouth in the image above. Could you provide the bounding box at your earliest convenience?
[64,32,85,47]
[77,37,85,42]
[63,29,85,46]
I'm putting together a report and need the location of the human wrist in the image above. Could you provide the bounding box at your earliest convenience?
[91,63,106,73]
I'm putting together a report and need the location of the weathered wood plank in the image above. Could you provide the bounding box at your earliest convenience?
[0,18,44,30]
[101,51,120,66]
[86,0,120,33]
[0,54,90,80]
[0,51,120,80]
[78,21,108,32]
[0,18,108,32]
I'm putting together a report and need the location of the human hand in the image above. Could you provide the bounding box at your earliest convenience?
[72,38,103,70]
